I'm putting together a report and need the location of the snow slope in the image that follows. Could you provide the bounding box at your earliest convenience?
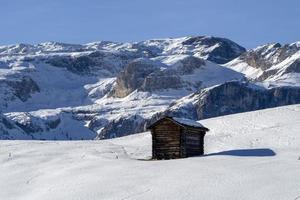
[0,51,244,139]
[1,104,299,200]
[1,37,299,140]
[224,42,300,87]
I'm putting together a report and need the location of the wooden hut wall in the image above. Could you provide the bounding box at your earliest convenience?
[183,127,205,157]
[152,119,181,159]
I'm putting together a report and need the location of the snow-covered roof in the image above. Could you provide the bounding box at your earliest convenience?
[148,116,209,131]
[172,117,208,129]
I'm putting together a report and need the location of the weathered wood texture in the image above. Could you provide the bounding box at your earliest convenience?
[183,128,205,157]
[151,118,207,159]
[152,119,181,159]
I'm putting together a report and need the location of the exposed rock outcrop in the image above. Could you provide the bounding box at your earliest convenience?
[226,42,300,84]
[93,82,300,138]
[110,55,241,98]
[0,37,298,140]
[181,36,246,64]
[96,115,146,139]
[6,76,40,102]
[163,81,300,120]
[141,70,183,92]
[46,51,133,76]
[0,76,40,109]
[110,58,162,97]
[238,43,299,70]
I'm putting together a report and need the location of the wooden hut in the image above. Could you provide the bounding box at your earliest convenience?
[148,117,209,159]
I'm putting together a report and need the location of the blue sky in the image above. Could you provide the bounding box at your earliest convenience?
[0,0,299,48]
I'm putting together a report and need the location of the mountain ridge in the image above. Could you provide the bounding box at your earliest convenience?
[0,36,299,140]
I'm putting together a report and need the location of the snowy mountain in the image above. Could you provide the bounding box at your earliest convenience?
[0,36,299,139]
[159,81,300,120]
[0,36,245,63]
[110,56,244,98]
[1,105,300,200]
[225,42,300,87]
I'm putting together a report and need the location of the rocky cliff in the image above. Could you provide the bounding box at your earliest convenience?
[225,42,300,87]
[0,36,299,140]
[161,81,300,120]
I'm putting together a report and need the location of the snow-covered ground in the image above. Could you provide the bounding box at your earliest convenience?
[1,104,300,200]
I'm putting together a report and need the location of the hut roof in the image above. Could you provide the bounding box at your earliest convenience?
[148,116,209,131]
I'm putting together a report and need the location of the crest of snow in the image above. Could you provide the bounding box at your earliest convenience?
[268,51,300,71]
[155,55,244,87]
[172,117,207,128]
[84,78,116,99]
[155,54,190,66]
[225,42,300,87]
[264,73,300,87]
[0,43,36,55]
[224,58,264,79]
[289,41,300,48]
[253,43,280,52]
[92,88,187,120]
[167,83,224,112]
[142,37,189,55]
[85,41,133,52]
[203,43,220,53]
[181,60,244,88]
[261,51,300,87]
[37,42,84,52]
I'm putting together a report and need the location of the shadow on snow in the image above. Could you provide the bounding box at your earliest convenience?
[137,148,276,161]
[204,148,276,157]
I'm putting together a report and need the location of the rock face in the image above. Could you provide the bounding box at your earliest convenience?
[95,81,300,138]
[173,55,206,74]
[0,76,40,109]
[3,111,96,140]
[111,55,244,98]
[110,58,163,97]
[162,81,300,120]
[0,114,23,139]
[6,76,40,102]
[96,115,146,139]
[133,36,246,64]
[141,70,183,92]
[238,43,299,70]
[0,36,298,140]
[0,36,245,63]
[225,42,300,86]
[110,57,193,97]
[180,36,246,64]
[46,51,134,76]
